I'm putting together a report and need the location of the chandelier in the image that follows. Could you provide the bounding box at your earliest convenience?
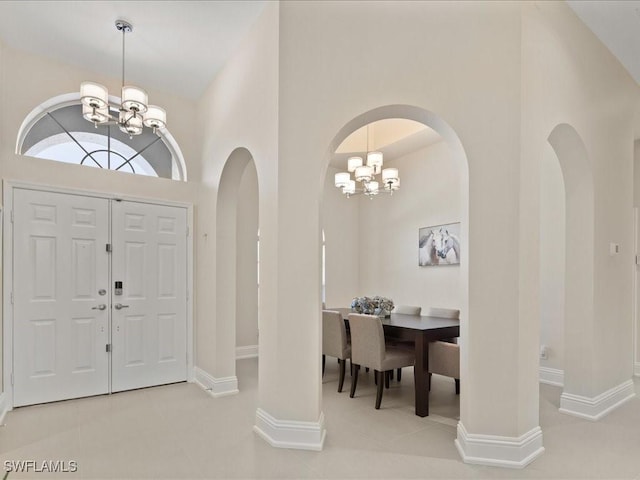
[334,125,400,197]
[80,20,166,138]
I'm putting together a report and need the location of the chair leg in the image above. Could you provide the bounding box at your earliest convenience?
[385,370,390,389]
[365,367,369,373]
[338,359,346,392]
[455,378,460,395]
[350,359,353,376]
[322,354,325,377]
[375,371,384,409]
[350,365,360,398]
[397,368,402,382]
[389,370,394,380]
[428,373,432,391]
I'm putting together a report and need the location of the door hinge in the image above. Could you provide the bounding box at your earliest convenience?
[186,226,190,237]
[106,344,111,353]
[10,210,14,223]
[106,243,112,253]
[636,254,639,266]
[10,292,13,305]
[10,373,13,386]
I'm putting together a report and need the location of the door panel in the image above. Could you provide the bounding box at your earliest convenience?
[111,201,187,392]
[13,189,110,407]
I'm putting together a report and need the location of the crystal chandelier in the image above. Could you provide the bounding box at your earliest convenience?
[334,124,400,197]
[80,20,166,138]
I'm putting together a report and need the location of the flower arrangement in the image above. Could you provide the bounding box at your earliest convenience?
[351,296,395,317]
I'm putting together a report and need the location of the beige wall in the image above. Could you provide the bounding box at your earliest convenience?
[194,2,279,388]
[357,140,463,311]
[522,2,638,399]
[278,0,522,434]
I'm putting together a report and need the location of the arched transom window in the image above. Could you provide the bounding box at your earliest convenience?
[18,100,186,181]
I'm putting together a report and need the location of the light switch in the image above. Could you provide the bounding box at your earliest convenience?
[609,243,620,256]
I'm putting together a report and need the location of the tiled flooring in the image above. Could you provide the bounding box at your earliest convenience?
[1,358,639,479]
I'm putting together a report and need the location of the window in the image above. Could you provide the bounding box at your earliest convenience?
[18,101,186,181]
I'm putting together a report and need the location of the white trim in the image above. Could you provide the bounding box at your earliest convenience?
[0,392,9,425]
[193,366,239,398]
[253,408,326,451]
[236,345,259,359]
[2,181,194,406]
[559,379,636,420]
[539,367,564,387]
[454,422,544,469]
[635,363,640,377]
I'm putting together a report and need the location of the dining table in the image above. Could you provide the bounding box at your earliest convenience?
[328,307,460,417]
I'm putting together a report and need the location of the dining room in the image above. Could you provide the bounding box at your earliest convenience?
[321,115,467,422]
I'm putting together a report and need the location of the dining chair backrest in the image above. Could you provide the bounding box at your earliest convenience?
[426,307,460,319]
[348,313,385,371]
[322,310,349,359]
[394,305,422,315]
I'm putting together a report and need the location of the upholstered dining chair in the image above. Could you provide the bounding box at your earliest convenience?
[322,310,351,392]
[394,305,422,315]
[387,304,422,381]
[426,307,461,394]
[348,313,415,409]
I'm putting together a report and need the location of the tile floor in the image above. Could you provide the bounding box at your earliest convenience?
[1,358,639,479]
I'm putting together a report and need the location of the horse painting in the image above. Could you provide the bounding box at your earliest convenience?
[418,223,461,266]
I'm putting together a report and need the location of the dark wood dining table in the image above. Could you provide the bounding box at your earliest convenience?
[328,307,460,417]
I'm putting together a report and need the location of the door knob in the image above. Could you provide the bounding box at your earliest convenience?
[114,303,129,310]
[92,304,107,311]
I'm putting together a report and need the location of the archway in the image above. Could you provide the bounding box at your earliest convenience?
[217,147,259,387]
[546,124,596,411]
[320,104,470,425]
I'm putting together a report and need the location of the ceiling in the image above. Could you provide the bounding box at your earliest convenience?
[0,1,636,103]
[567,1,640,85]
[0,1,267,100]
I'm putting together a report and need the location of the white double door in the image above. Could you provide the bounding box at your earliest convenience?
[13,189,188,407]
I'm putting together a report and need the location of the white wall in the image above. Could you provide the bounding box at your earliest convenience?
[357,140,463,311]
[539,142,565,372]
[322,166,359,308]
[236,162,259,350]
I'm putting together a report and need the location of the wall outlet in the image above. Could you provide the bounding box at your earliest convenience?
[540,345,549,360]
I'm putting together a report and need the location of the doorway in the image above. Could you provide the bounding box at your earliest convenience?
[10,187,189,407]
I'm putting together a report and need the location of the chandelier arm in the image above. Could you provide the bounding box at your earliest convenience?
[46,112,102,167]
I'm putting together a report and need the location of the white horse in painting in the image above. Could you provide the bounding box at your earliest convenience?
[418,230,439,266]
[433,228,460,264]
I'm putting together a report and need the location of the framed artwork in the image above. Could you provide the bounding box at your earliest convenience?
[419,222,461,266]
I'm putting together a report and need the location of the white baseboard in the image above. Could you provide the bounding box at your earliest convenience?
[0,392,8,425]
[539,367,564,387]
[193,366,239,398]
[455,422,544,468]
[236,345,259,360]
[635,363,640,377]
[253,408,326,451]
[560,379,636,421]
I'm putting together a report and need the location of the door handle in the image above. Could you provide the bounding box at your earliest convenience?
[92,304,107,311]
[114,303,129,310]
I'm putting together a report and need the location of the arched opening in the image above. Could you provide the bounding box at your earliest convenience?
[545,124,595,406]
[320,105,469,422]
[16,93,188,181]
[217,148,259,385]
